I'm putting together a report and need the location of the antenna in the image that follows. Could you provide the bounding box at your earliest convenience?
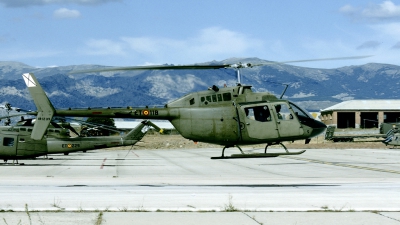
[280,84,289,99]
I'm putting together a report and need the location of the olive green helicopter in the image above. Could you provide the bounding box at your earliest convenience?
[0,77,162,164]
[22,56,368,159]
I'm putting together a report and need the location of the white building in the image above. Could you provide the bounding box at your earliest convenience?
[320,100,400,128]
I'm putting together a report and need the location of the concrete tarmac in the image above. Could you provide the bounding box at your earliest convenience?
[0,147,399,224]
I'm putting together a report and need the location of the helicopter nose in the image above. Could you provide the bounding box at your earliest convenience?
[307,119,327,138]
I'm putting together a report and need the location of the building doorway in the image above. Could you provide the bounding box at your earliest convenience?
[337,112,355,128]
[384,112,400,123]
[360,112,378,128]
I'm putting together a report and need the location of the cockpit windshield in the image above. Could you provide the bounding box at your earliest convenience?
[289,101,312,119]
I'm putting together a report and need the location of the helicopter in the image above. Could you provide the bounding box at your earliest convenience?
[0,102,23,126]
[0,119,160,164]
[0,77,162,164]
[382,125,400,147]
[22,57,368,159]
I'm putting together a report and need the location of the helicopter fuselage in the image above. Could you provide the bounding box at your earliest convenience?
[42,85,326,147]
[0,122,148,161]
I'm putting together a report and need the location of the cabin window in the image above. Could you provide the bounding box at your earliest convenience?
[55,130,61,133]
[28,128,33,132]
[223,93,231,101]
[212,95,217,102]
[190,98,195,105]
[3,137,14,147]
[245,106,271,122]
[200,97,205,102]
[217,94,222,101]
[20,128,27,131]
[206,96,211,102]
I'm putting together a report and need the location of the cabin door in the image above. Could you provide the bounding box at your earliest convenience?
[271,103,304,137]
[1,136,17,157]
[240,104,279,140]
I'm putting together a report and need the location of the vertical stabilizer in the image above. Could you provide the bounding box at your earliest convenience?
[22,73,55,140]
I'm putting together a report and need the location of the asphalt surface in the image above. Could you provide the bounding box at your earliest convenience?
[0,147,399,224]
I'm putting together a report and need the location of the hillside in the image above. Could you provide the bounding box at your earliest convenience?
[0,58,399,111]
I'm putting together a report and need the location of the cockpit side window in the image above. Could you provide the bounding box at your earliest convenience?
[289,102,311,119]
[245,105,271,122]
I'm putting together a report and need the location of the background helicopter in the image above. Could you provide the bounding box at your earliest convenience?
[0,79,162,164]
[22,57,367,159]
[0,119,158,164]
[382,125,400,147]
[0,102,24,126]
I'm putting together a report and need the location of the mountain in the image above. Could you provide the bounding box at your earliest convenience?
[0,58,399,112]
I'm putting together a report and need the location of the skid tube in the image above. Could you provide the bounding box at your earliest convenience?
[211,142,306,159]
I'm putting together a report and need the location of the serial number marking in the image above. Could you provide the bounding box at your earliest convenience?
[133,110,158,116]
[62,144,80,148]
[37,117,51,121]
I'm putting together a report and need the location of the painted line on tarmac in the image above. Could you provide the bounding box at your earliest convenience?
[100,158,107,169]
[281,155,400,175]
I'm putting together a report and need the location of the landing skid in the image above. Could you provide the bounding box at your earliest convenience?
[2,159,25,165]
[211,143,306,159]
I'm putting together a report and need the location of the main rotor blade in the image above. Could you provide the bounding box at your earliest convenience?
[67,117,122,133]
[70,55,373,74]
[251,55,373,67]
[70,64,230,74]
[0,114,29,120]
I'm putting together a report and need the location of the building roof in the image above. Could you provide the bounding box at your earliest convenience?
[321,100,400,112]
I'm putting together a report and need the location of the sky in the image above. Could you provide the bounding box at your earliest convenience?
[0,0,400,69]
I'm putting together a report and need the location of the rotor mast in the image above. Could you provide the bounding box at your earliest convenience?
[231,62,252,85]
[236,69,241,84]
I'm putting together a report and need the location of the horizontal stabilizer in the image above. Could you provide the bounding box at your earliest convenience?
[123,120,164,142]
